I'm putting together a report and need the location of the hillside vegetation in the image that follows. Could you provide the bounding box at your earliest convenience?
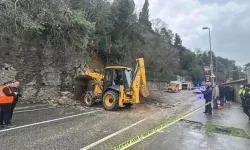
[0,0,244,84]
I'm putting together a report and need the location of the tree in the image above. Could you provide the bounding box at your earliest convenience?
[0,0,95,52]
[139,0,152,30]
[245,62,250,67]
[174,33,182,47]
[160,28,173,45]
[181,50,196,71]
[110,0,135,42]
[0,0,243,85]
[201,52,210,66]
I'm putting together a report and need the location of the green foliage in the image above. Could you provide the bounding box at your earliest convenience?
[174,33,182,47]
[147,71,175,82]
[207,124,250,139]
[245,62,250,67]
[110,0,135,41]
[0,0,242,83]
[215,56,243,81]
[160,28,173,45]
[139,0,152,30]
[0,0,95,52]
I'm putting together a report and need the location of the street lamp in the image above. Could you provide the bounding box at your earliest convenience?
[202,27,214,84]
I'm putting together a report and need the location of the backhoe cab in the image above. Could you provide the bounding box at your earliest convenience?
[80,58,149,111]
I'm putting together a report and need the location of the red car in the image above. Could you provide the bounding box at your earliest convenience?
[168,83,180,92]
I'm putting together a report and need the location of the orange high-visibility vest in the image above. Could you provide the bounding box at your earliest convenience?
[0,86,14,104]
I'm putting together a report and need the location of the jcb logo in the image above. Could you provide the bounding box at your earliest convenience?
[136,76,140,88]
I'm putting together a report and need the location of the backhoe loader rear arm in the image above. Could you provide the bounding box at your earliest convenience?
[130,58,150,103]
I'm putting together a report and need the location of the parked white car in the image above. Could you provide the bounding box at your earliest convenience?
[193,86,205,94]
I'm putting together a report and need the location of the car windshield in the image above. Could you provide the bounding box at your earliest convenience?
[170,83,176,86]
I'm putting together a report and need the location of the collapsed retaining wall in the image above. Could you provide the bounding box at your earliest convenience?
[0,46,169,104]
[0,46,88,104]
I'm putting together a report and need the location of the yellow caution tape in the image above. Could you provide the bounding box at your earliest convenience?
[110,102,211,150]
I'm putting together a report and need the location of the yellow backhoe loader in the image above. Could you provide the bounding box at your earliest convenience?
[78,58,150,110]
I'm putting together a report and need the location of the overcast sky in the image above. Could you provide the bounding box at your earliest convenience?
[134,0,250,66]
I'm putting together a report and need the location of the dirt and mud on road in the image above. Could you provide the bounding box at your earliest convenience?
[0,91,206,150]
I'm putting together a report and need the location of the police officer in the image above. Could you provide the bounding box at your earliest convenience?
[243,84,250,123]
[203,84,213,115]
[0,81,16,128]
[239,85,245,103]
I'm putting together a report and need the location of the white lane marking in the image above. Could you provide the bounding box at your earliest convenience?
[80,115,155,150]
[14,107,56,113]
[0,110,102,133]
[14,106,30,110]
[15,104,49,110]
[14,106,101,113]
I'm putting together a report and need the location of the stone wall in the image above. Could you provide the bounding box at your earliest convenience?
[147,81,168,90]
[0,46,88,104]
[0,45,170,104]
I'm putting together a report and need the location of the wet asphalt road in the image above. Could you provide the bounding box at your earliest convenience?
[0,102,162,150]
[3,91,247,150]
[130,95,250,150]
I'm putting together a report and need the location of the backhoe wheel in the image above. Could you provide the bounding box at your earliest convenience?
[124,103,133,108]
[102,90,119,111]
[84,93,95,107]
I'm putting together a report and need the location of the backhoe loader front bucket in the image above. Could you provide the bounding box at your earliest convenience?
[74,68,94,101]
[140,84,150,97]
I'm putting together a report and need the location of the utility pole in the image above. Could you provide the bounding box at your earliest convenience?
[202,27,214,85]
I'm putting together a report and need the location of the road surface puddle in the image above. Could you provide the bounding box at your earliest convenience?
[181,119,250,139]
[207,124,250,139]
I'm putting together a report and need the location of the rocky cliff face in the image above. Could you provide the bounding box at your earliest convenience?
[0,46,88,104]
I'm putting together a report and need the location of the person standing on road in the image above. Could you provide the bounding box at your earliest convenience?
[242,85,250,123]
[225,85,233,104]
[212,84,220,109]
[219,85,225,106]
[203,85,213,115]
[0,81,16,127]
[9,81,22,123]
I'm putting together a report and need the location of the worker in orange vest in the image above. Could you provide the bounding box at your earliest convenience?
[9,81,22,122]
[0,81,16,128]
